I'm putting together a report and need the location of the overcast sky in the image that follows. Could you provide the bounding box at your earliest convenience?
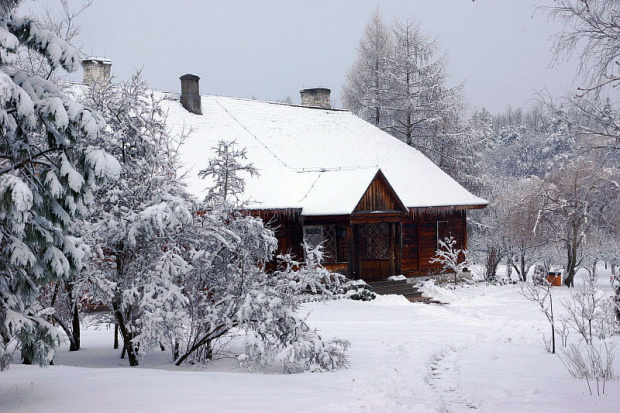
[19,0,578,113]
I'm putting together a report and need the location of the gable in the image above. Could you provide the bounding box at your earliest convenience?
[354,171,407,213]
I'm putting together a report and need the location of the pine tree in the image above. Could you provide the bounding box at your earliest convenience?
[0,2,119,369]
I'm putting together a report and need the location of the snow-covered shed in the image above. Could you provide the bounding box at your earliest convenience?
[164,75,487,281]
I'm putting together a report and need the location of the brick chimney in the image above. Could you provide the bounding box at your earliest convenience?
[82,58,112,87]
[180,74,202,115]
[300,87,331,109]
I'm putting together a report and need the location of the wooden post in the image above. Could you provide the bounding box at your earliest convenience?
[389,223,396,277]
[395,222,402,275]
[349,224,361,280]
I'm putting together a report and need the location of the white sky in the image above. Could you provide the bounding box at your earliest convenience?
[19,0,578,113]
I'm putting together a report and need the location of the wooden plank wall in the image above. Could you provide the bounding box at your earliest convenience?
[417,211,467,274]
[354,174,403,212]
[255,209,468,279]
[401,220,419,276]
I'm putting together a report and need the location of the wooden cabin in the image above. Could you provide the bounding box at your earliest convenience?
[167,77,487,282]
[251,170,471,280]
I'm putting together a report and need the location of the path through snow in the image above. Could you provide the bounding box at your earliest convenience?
[429,346,478,412]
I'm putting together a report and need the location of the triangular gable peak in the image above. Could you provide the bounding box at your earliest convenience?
[353,170,407,214]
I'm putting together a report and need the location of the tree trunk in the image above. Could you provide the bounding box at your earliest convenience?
[112,299,139,366]
[67,286,80,351]
[564,242,577,288]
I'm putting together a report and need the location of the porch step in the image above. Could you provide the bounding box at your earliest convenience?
[368,279,438,304]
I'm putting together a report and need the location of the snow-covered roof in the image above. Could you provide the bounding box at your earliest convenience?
[162,94,488,215]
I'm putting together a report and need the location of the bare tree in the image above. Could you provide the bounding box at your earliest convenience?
[12,0,94,81]
[532,157,619,287]
[546,0,620,96]
[521,267,557,354]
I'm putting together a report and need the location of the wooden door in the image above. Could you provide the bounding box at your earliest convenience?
[401,222,419,274]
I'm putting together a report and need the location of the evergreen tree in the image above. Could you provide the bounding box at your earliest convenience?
[0,2,118,369]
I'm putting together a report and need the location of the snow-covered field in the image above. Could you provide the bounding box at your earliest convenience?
[2,271,619,412]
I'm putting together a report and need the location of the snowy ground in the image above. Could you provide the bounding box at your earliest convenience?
[1,271,620,412]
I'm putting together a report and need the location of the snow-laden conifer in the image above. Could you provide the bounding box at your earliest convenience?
[0,1,118,369]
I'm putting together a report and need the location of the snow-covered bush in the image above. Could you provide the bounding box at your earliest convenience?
[561,276,618,344]
[0,3,118,369]
[430,235,469,284]
[347,287,377,302]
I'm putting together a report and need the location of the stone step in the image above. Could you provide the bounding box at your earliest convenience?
[369,282,415,293]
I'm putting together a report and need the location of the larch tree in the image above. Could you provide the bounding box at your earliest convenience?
[342,9,393,129]
[389,18,461,155]
[343,12,477,192]
[0,0,119,369]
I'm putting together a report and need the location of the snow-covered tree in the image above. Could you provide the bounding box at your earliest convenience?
[342,9,393,129]
[171,143,349,372]
[11,0,93,82]
[389,18,463,161]
[546,0,620,97]
[198,140,258,203]
[531,157,619,287]
[343,13,477,191]
[0,2,119,369]
[80,71,190,367]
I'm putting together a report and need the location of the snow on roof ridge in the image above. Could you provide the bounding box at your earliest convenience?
[158,89,347,111]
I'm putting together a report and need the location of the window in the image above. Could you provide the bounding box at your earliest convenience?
[437,221,449,249]
[359,223,389,259]
[303,225,337,263]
